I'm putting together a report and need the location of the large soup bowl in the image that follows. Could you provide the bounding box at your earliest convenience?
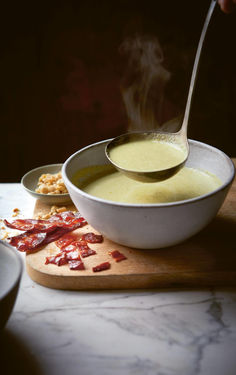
[62,139,235,249]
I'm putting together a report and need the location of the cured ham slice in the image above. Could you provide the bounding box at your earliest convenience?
[45,249,85,270]
[8,226,80,252]
[109,250,127,262]
[55,234,77,249]
[45,252,68,266]
[4,219,57,233]
[4,211,87,233]
[68,259,85,270]
[81,232,103,243]
[79,247,96,258]
[92,262,111,272]
[9,232,47,252]
[6,211,87,252]
[48,211,86,227]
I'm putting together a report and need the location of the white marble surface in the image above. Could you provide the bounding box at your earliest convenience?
[0,183,236,375]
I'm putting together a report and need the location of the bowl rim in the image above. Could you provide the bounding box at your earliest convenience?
[0,241,23,301]
[62,138,235,208]
[21,163,70,198]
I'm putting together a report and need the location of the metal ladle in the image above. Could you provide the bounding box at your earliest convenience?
[106,0,217,182]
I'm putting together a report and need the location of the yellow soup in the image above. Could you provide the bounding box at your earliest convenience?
[72,165,222,204]
[109,139,187,172]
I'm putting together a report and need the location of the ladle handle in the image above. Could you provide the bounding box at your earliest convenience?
[181,0,217,136]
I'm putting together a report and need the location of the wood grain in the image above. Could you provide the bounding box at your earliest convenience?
[26,160,236,290]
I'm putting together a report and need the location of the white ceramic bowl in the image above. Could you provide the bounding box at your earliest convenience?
[62,139,235,249]
[21,163,72,205]
[0,242,23,329]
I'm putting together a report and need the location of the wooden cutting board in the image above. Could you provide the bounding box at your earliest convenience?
[26,161,236,290]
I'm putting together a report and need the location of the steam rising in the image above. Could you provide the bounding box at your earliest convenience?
[120,35,173,131]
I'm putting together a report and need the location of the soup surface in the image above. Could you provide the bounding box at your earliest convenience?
[109,139,187,172]
[72,165,222,204]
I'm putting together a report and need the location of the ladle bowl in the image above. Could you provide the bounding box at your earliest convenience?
[106,130,189,182]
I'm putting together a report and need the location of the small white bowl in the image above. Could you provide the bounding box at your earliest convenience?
[62,139,235,249]
[0,242,23,329]
[21,163,72,205]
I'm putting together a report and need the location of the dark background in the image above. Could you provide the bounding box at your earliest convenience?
[1,0,236,182]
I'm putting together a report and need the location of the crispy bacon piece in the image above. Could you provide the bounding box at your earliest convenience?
[61,243,79,252]
[48,211,87,227]
[4,219,57,233]
[92,262,110,272]
[45,250,85,270]
[9,232,47,252]
[5,211,87,233]
[109,250,127,262]
[60,240,97,258]
[72,240,89,250]
[79,247,96,258]
[68,259,85,270]
[42,227,79,245]
[8,227,80,252]
[45,252,67,266]
[45,249,85,270]
[65,249,80,260]
[55,234,77,249]
[7,211,87,252]
[47,233,97,270]
[82,232,103,243]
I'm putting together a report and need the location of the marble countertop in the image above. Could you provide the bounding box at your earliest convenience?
[0,183,236,375]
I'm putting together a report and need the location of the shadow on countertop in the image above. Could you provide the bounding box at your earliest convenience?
[0,329,43,375]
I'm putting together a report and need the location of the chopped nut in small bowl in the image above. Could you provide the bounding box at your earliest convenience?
[21,164,72,204]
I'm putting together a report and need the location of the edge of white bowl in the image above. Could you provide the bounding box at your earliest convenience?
[0,242,23,301]
[62,138,235,208]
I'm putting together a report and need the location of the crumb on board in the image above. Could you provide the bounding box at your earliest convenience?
[12,208,20,217]
[36,205,67,219]
[0,229,10,240]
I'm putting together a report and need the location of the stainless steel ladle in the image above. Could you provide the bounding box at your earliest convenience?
[106,0,217,182]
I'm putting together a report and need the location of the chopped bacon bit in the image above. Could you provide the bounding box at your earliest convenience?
[80,247,96,258]
[68,259,85,270]
[45,252,67,266]
[82,232,103,243]
[45,250,84,268]
[62,243,78,252]
[43,227,80,246]
[55,234,77,249]
[65,249,80,260]
[60,239,97,258]
[48,211,87,227]
[109,250,127,262]
[72,240,89,250]
[92,262,111,272]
